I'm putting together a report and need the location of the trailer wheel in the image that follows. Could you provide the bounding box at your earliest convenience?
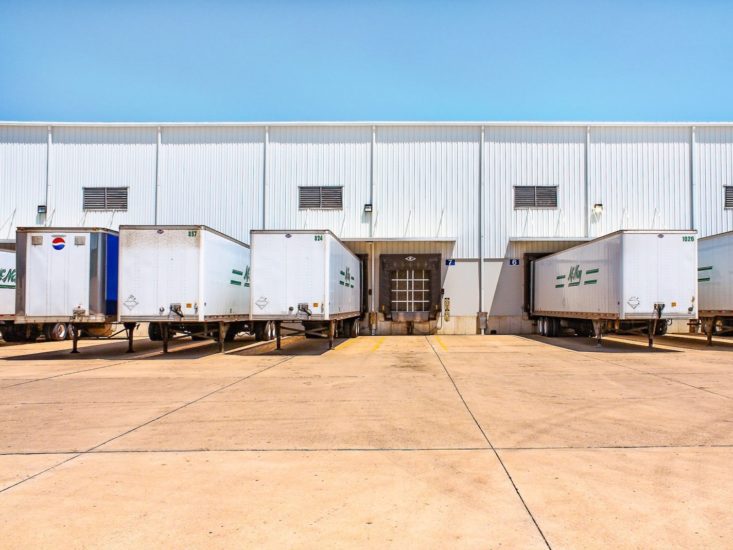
[44,323,69,342]
[654,320,669,336]
[148,323,163,341]
[546,318,558,338]
[20,326,41,343]
[254,321,275,341]
[348,318,360,338]
[225,325,239,342]
[0,326,19,342]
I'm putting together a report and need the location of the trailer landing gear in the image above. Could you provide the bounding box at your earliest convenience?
[125,323,136,353]
[71,324,79,354]
[648,303,665,349]
[162,323,170,354]
[275,321,282,350]
[703,317,715,347]
[592,320,603,347]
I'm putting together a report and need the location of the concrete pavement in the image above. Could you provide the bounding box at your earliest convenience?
[0,333,731,548]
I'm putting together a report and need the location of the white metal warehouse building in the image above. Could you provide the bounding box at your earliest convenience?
[1,122,732,334]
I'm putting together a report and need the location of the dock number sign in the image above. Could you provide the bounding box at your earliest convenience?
[508,259,520,266]
[445,259,456,266]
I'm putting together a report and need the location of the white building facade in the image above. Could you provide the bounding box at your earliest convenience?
[1,122,732,334]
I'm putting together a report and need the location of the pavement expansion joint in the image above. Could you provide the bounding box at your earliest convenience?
[495,443,733,451]
[0,355,295,495]
[573,351,733,401]
[425,336,553,550]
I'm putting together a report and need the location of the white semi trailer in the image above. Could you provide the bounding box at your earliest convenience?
[530,230,698,347]
[118,225,265,353]
[250,230,363,349]
[13,227,125,352]
[698,230,733,344]
[0,248,86,343]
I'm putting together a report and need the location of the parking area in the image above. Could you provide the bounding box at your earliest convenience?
[0,333,732,548]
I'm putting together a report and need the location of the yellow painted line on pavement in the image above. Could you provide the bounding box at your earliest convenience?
[435,335,448,351]
[371,336,385,352]
[335,338,358,351]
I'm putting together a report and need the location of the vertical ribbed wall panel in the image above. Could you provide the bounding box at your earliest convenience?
[49,126,157,228]
[483,126,586,258]
[374,126,480,258]
[159,126,264,243]
[695,127,733,237]
[266,126,371,237]
[0,126,47,239]
[588,126,691,237]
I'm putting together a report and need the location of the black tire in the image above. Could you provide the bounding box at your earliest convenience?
[655,321,669,336]
[0,326,20,342]
[254,321,274,341]
[44,323,69,342]
[21,326,41,342]
[546,318,558,338]
[148,323,163,341]
[224,325,239,342]
[348,318,360,338]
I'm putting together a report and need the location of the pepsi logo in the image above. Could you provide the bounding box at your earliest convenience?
[52,237,66,250]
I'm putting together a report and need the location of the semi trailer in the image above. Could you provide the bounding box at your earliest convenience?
[530,230,698,347]
[0,248,80,343]
[249,230,363,349]
[13,227,125,351]
[118,225,265,353]
[698,230,733,344]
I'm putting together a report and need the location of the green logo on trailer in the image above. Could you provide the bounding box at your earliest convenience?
[230,266,251,288]
[0,268,16,289]
[555,265,599,288]
[339,267,355,288]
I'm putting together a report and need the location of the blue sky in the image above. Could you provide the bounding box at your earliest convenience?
[1,0,731,122]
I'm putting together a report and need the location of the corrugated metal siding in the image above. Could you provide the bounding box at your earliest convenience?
[0,126,47,239]
[49,127,157,228]
[695,127,733,237]
[483,126,586,258]
[2,122,733,264]
[266,126,370,237]
[373,126,480,258]
[159,126,264,243]
[588,126,691,237]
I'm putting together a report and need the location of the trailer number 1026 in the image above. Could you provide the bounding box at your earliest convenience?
[682,236,694,242]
